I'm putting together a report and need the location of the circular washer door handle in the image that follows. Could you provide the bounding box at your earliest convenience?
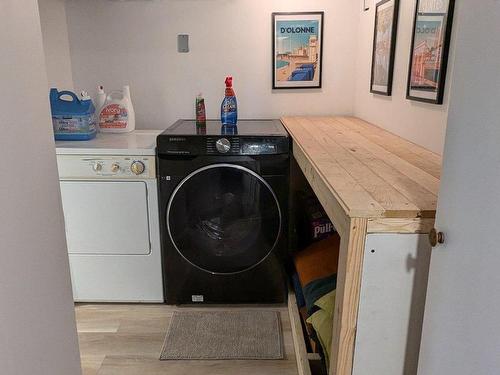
[216,138,231,153]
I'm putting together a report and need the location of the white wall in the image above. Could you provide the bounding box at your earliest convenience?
[418,1,500,374]
[46,0,454,153]
[353,0,454,154]
[0,1,81,374]
[65,0,359,129]
[38,0,74,89]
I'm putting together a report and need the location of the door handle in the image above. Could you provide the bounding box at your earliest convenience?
[429,228,445,247]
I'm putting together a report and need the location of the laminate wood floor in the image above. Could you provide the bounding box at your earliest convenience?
[76,304,298,375]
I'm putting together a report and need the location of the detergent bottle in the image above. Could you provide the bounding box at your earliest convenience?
[49,88,96,141]
[98,85,135,133]
[196,93,206,126]
[220,76,237,126]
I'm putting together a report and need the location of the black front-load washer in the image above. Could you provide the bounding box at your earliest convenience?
[157,119,289,304]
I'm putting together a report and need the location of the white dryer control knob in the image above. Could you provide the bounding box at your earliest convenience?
[111,163,120,172]
[216,138,231,153]
[93,162,103,172]
[131,161,145,175]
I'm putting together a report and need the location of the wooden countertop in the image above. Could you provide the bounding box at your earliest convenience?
[282,116,441,221]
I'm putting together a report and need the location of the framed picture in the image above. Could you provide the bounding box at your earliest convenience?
[407,0,455,104]
[272,12,324,89]
[370,0,400,96]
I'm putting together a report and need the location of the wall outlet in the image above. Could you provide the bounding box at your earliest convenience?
[178,34,189,53]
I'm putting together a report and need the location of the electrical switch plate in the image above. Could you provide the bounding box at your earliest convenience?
[178,34,189,53]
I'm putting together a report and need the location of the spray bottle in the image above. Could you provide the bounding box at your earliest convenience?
[196,93,206,126]
[95,85,106,113]
[220,76,237,126]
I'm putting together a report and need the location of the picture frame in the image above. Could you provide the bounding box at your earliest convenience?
[370,0,400,96]
[407,0,455,104]
[272,12,324,89]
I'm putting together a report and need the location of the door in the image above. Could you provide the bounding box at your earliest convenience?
[418,2,500,374]
[166,164,282,274]
[60,181,151,255]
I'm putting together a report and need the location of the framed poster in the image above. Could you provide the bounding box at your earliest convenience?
[370,0,400,96]
[407,0,455,104]
[272,12,324,89]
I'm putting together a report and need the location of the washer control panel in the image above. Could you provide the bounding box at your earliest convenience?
[57,155,155,179]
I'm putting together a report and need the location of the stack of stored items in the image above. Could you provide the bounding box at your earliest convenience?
[296,191,336,248]
[291,191,339,368]
[293,235,339,367]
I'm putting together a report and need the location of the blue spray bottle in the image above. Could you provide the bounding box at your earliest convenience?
[220,76,238,126]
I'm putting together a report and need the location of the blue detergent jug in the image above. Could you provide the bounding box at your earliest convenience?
[50,88,97,141]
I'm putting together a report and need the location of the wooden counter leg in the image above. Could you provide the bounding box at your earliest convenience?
[329,217,368,375]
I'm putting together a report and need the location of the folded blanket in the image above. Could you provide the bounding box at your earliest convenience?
[293,234,340,286]
[307,290,336,368]
[294,234,340,314]
[303,274,337,315]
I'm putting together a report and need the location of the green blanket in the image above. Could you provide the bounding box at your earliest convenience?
[306,289,336,367]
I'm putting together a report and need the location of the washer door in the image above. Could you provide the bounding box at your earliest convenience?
[167,164,282,274]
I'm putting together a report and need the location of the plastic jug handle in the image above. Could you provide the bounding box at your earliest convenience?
[107,90,124,101]
[57,91,80,103]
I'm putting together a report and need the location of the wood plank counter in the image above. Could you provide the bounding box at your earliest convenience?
[281,116,442,375]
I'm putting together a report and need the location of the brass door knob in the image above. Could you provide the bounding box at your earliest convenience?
[429,228,445,247]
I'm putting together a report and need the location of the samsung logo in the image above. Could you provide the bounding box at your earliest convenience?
[169,137,186,142]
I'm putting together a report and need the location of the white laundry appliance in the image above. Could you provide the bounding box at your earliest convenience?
[55,131,163,302]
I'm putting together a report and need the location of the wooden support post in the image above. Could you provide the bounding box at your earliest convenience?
[329,217,368,375]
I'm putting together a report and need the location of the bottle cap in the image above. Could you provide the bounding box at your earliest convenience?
[80,91,91,100]
[225,76,233,87]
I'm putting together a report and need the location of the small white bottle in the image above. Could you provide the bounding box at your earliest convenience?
[123,85,135,132]
[95,85,106,112]
[98,85,135,133]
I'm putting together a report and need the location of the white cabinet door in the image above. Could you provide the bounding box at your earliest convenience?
[60,181,151,255]
[418,2,500,374]
[353,234,431,375]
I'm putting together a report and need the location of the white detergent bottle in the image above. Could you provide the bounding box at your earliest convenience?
[95,85,106,113]
[98,85,135,133]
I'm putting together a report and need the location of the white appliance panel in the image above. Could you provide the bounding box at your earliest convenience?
[353,234,431,375]
[56,155,155,179]
[68,252,163,302]
[60,181,150,255]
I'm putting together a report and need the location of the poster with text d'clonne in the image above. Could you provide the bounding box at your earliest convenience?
[273,12,324,89]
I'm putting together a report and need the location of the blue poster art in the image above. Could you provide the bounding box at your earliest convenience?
[273,13,323,89]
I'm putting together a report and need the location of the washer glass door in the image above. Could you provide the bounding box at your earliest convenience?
[167,164,281,274]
